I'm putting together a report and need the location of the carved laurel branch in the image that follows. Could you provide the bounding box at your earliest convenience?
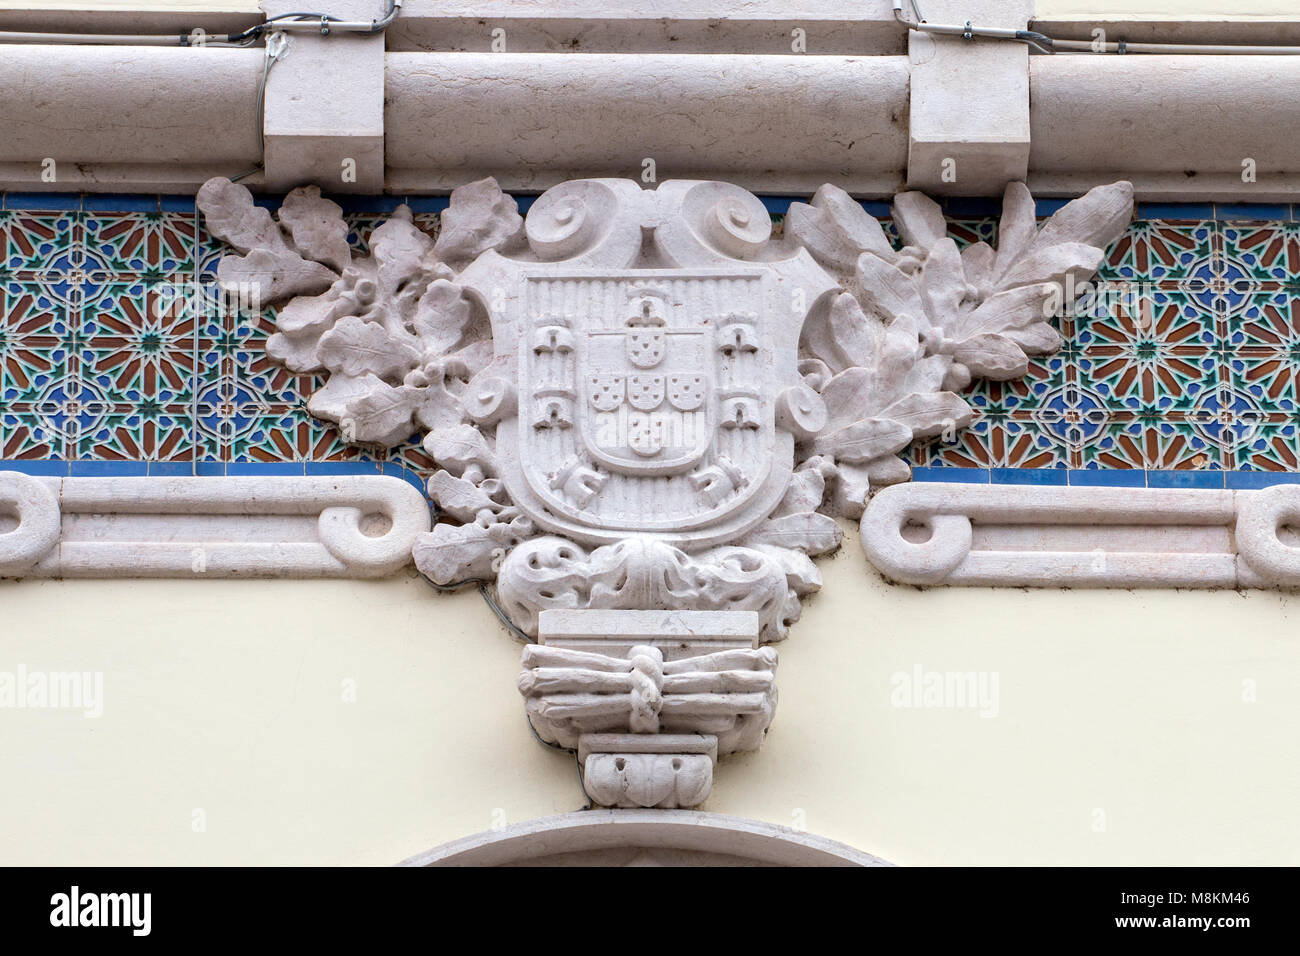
[196,176,1133,635]
[788,179,1134,519]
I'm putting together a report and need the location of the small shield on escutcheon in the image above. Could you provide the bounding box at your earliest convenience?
[628,374,665,411]
[588,374,625,412]
[667,374,705,411]
[627,329,665,368]
[628,414,663,457]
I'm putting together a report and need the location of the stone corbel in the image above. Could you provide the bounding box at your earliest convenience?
[261,0,386,192]
[517,610,774,809]
[905,0,1032,195]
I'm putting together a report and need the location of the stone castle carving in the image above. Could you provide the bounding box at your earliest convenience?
[196,173,1133,807]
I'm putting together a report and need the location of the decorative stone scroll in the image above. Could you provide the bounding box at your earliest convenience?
[195,171,1133,808]
[861,480,1300,589]
[0,471,429,578]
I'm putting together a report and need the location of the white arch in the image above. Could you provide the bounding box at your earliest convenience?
[399,810,892,867]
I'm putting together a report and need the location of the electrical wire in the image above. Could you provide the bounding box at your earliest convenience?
[0,1,401,47]
[893,0,1300,55]
[4,0,1300,54]
[419,567,534,645]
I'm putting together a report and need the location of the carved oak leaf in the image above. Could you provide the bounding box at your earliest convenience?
[423,424,493,477]
[413,278,474,357]
[426,471,508,522]
[369,209,437,298]
[741,513,843,556]
[413,522,499,584]
[277,186,352,273]
[413,514,533,586]
[434,177,525,269]
[266,288,348,371]
[804,295,973,515]
[784,183,900,274]
[793,180,1133,518]
[196,177,338,301]
[317,316,420,380]
[891,190,949,250]
[317,376,420,447]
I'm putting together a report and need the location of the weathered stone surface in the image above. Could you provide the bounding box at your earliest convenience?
[0,472,429,579]
[860,480,1300,590]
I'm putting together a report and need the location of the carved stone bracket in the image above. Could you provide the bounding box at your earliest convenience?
[518,610,773,808]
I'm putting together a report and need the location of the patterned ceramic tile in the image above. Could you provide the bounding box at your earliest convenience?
[1229,289,1299,352]
[82,212,195,278]
[4,210,84,276]
[1224,418,1300,471]
[1093,418,1219,470]
[79,280,205,406]
[1099,219,1216,285]
[1080,350,1218,415]
[10,196,1300,482]
[1,281,71,403]
[73,404,194,461]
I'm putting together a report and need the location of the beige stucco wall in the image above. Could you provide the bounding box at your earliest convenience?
[3,527,1296,866]
[1036,2,1299,18]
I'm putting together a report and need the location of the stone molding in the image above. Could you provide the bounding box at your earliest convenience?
[0,471,430,578]
[5,4,1300,197]
[861,481,1300,589]
[399,809,893,867]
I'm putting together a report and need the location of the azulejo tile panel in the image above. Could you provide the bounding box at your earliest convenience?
[7,194,1300,487]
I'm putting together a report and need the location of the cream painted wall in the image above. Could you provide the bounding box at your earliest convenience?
[2,528,1297,866]
[0,2,259,10]
[1037,2,1299,19]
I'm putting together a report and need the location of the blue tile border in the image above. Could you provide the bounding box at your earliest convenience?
[0,460,69,477]
[1034,198,1071,217]
[1224,472,1300,490]
[991,467,1068,485]
[147,461,196,477]
[1136,202,1215,221]
[14,454,1300,496]
[160,195,197,213]
[1214,202,1292,221]
[760,196,801,215]
[943,197,1003,218]
[69,460,148,477]
[226,461,305,476]
[911,466,989,484]
[1147,470,1226,490]
[1066,469,1147,488]
[81,194,159,213]
[0,458,426,493]
[2,192,85,211]
[911,467,1300,490]
[2,191,1295,224]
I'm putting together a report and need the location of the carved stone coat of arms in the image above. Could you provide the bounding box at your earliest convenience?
[197,172,1131,808]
